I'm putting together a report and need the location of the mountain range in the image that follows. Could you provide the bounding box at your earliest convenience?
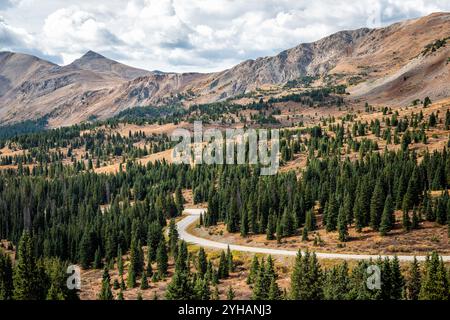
[0,12,449,127]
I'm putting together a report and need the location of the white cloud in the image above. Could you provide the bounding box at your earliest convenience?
[1,0,450,72]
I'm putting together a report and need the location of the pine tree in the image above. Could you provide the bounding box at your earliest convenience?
[93,246,102,269]
[266,211,276,240]
[290,250,323,300]
[337,205,348,242]
[390,256,404,299]
[380,195,394,236]
[137,291,143,300]
[301,227,308,241]
[226,246,234,273]
[13,231,41,300]
[0,250,13,300]
[252,258,268,300]
[247,255,259,285]
[240,209,248,237]
[156,240,168,278]
[140,272,149,290]
[127,268,136,288]
[197,247,207,277]
[323,262,350,300]
[117,289,124,300]
[305,210,316,231]
[370,179,384,231]
[168,219,179,257]
[117,246,124,277]
[419,252,449,300]
[411,208,419,229]
[98,267,113,300]
[276,219,282,243]
[226,286,235,300]
[325,196,338,231]
[402,208,411,232]
[406,257,421,300]
[165,269,194,300]
[194,277,210,300]
[267,277,282,300]
[218,251,229,279]
[211,285,220,300]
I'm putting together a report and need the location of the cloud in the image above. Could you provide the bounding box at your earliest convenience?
[2,0,450,72]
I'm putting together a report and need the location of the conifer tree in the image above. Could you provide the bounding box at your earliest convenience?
[301,227,308,241]
[168,219,179,257]
[0,250,13,300]
[98,267,113,300]
[406,257,421,300]
[13,232,41,300]
[140,272,149,290]
[247,255,259,285]
[266,211,276,240]
[419,252,449,300]
[226,285,235,300]
[380,195,394,236]
[226,246,234,273]
[337,205,348,242]
[156,240,168,278]
[267,277,282,300]
[325,196,338,232]
[117,246,124,277]
[305,210,316,231]
[218,251,229,279]
[197,247,207,277]
[240,209,248,237]
[370,179,384,231]
[402,208,411,232]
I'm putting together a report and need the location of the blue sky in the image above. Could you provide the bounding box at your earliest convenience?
[1,0,449,73]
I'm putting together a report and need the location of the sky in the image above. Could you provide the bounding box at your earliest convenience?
[1,0,449,73]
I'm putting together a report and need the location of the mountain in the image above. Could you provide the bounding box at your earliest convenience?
[0,12,450,127]
[69,50,151,80]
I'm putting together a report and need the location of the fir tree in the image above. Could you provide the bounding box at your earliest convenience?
[98,267,113,300]
[168,219,179,257]
[247,255,259,285]
[406,257,421,300]
[0,250,13,300]
[13,232,41,300]
[156,240,168,278]
[226,286,235,300]
[380,195,394,236]
[197,247,208,278]
[337,205,348,242]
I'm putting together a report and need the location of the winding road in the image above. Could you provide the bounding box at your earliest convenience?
[178,209,450,262]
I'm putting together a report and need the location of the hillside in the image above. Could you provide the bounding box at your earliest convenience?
[0,12,450,127]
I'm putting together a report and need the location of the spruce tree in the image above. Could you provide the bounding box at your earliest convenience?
[226,286,235,300]
[337,205,348,242]
[156,240,168,278]
[218,251,229,279]
[419,252,449,300]
[98,267,113,300]
[247,255,259,285]
[380,195,394,236]
[197,247,208,277]
[168,219,179,257]
[13,231,41,300]
[369,179,384,231]
[140,272,149,290]
[0,250,13,300]
[406,257,421,300]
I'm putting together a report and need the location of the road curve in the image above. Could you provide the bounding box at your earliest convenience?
[178,209,450,262]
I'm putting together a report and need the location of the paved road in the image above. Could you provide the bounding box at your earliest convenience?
[178,209,450,262]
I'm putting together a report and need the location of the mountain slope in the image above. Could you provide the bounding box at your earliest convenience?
[0,12,450,127]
